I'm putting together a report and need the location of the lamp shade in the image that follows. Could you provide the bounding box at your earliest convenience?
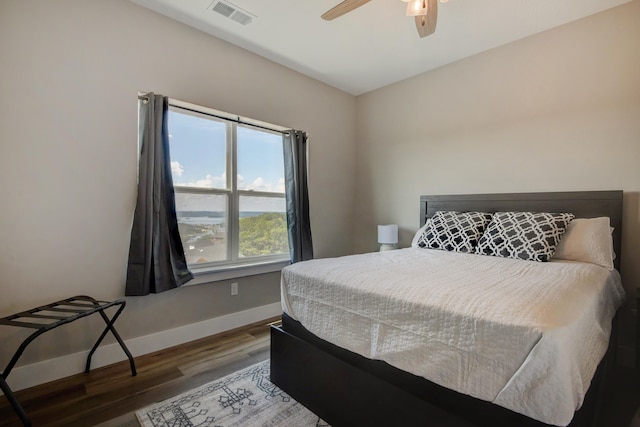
[378,224,398,245]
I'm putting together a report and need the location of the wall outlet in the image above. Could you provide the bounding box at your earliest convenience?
[231,282,238,296]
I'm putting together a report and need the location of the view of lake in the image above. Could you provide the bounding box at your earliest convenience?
[177,211,279,225]
[177,210,288,264]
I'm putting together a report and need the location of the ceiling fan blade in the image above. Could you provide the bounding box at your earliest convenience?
[415,0,438,37]
[322,0,371,21]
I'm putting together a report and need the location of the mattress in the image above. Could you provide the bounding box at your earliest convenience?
[280,248,625,426]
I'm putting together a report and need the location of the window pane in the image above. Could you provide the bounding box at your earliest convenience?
[175,193,228,264]
[168,108,227,189]
[239,196,288,258]
[237,126,285,193]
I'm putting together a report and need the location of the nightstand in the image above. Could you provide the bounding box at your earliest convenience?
[627,288,640,427]
[637,287,640,374]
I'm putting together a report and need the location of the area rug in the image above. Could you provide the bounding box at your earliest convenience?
[136,359,330,427]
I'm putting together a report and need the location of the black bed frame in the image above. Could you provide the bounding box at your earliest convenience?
[271,190,624,427]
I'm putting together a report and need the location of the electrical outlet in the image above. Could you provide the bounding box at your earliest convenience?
[231,282,238,296]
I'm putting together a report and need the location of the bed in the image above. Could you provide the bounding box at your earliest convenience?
[270,191,625,427]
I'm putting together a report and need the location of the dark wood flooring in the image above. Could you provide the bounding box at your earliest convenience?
[0,318,275,427]
[0,318,638,427]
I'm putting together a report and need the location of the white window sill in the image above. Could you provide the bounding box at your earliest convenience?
[184,259,290,286]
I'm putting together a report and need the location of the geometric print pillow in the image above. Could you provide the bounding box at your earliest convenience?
[475,211,575,262]
[417,211,493,253]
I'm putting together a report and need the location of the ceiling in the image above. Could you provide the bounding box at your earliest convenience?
[130,0,631,96]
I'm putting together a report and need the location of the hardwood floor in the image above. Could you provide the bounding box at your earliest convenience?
[0,318,275,427]
[1,317,639,427]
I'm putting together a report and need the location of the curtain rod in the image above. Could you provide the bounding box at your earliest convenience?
[170,104,289,135]
[169,102,289,134]
[137,93,290,135]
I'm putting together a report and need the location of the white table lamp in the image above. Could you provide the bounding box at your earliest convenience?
[378,224,398,251]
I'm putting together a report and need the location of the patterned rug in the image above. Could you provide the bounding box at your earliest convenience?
[136,359,329,427]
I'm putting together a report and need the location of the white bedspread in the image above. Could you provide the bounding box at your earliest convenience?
[281,248,625,426]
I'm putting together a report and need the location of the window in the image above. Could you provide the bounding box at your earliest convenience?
[167,101,289,273]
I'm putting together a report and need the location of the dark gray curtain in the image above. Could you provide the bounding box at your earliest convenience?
[283,130,313,263]
[125,93,193,296]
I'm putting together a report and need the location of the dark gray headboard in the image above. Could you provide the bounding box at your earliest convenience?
[420,191,623,270]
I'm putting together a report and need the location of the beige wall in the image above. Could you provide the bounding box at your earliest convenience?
[0,0,356,367]
[355,2,640,354]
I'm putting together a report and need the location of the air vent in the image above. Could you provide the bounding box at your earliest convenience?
[209,0,256,26]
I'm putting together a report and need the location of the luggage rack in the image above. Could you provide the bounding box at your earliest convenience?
[0,295,137,426]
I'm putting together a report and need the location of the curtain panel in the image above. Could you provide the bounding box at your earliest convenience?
[125,93,193,296]
[283,130,314,263]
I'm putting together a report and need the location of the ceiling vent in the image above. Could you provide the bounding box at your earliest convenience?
[209,0,256,26]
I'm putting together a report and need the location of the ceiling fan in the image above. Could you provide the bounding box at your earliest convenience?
[321,0,441,38]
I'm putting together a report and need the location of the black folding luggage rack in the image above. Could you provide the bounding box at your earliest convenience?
[0,295,137,426]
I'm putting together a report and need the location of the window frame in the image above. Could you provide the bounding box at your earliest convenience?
[168,99,290,281]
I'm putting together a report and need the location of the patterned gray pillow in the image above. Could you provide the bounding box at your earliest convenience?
[417,211,493,253]
[475,211,575,262]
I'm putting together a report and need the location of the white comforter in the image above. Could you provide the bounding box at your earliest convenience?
[281,248,625,426]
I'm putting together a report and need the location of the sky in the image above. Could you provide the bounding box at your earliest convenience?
[168,108,286,212]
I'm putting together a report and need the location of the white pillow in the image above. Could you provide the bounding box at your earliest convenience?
[411,220,431,248]
[552,217,614,270]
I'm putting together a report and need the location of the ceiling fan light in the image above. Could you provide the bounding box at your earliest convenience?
[406,0,428,17]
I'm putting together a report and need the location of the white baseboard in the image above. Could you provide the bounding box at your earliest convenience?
[4,302,282,392]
